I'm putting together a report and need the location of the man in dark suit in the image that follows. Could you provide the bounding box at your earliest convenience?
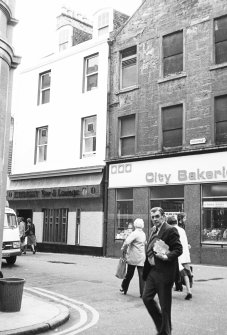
[142,207,182,335]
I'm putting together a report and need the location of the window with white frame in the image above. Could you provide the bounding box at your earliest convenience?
[82,116,97,157]
[35,126,48,163]
[119,114,135,156]
[98,12,109,37]
[38,71,51,104]
[214,15,227,64]
[121,46,137,89]
[59,28,70,51]
[84,54,98,92]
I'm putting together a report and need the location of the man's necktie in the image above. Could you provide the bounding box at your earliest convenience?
[147,226,159,266]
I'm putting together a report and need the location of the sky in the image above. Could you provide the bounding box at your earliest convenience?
[13,0,142,66]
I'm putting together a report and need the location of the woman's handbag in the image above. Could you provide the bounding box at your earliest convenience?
[115,257,127,279]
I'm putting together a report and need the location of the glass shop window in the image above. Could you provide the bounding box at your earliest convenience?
[202,183,227,245]
[115,188,133,240]
[150,185,184,220]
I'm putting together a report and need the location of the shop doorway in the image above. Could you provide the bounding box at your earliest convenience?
[16,209,33,223]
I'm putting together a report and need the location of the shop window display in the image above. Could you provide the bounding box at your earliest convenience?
[150,185,184,222]
[202,183,227,244]
[115,188,133,240]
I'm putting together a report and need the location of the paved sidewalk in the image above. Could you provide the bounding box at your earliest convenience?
[0,291,70,335]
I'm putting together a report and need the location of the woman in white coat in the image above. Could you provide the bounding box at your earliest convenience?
[120,218,146,297]
[167,216,192,300]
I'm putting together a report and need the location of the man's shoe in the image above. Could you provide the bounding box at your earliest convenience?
[185,293,192,300]
[120,289,126,295]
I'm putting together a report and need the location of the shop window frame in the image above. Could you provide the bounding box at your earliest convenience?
[202,183,227,246]
[115,188,134,240]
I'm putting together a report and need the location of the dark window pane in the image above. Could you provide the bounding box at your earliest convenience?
[150,200,184,213]
[215,41,227,64]
[87,56,98,74]
[215,16,227,43]
[163,31,183,57]
[162,105,183,130]
[203,183,227,197]
[122,46,137,59]
[41,73,51,89]
[41,89,50,104]
[215,95,227,121]
[150,185,184,198]
[216,121,227,144]
[87,74,98,91]
[117,188,133,200]
[121,137,135,156]
[164,54,183,76]
[121,115,135,136]
[163,128,182,148]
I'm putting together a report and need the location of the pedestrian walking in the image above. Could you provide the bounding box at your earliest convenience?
[167,215,193,300]
[142,207,182,335]
[120,218,146,297]
[26,218,37,254]
[19,217,26,254]
[177,212,186,230]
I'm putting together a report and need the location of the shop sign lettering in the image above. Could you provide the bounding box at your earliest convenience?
[7,187,98,200]
[146,167,227,184]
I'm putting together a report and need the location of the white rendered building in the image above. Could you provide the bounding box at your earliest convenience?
[8,7,128,255]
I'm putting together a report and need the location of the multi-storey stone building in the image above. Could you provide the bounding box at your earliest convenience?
[8,7,128,256]
[106,0,227,265]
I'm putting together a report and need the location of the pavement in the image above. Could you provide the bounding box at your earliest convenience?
[0,256,227,335]
[0,289,70,335]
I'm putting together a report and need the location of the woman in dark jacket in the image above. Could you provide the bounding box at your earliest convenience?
[26,218,37,254]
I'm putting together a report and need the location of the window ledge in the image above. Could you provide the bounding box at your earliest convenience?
[162,146,183,152]
[158,73,187,84]
[209,63,227,71]
[116,85,140,95]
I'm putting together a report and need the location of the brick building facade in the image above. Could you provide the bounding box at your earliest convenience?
[106,0,227,265]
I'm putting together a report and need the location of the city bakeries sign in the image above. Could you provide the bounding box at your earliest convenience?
[109,152,227,188]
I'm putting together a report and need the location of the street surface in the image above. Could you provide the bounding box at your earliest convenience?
[1,252,227,335]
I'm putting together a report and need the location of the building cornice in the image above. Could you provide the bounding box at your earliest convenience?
[0,1,18,26]
[0,38,21,68]
[9,166,105,181]
[106,146,227,165]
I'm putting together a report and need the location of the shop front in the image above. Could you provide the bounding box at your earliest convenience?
[7,171,104,256]
[107,151,227,266]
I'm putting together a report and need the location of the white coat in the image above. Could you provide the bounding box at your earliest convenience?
[122,228,146,266]
[176,225,191,271]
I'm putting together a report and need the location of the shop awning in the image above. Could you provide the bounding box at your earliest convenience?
[8,173,103,191]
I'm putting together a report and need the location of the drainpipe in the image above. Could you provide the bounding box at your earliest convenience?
[103,38,113,257]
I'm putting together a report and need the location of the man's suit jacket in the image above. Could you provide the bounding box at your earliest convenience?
[143,222,182,282]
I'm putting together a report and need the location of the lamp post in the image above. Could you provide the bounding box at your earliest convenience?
[0,0,21,271]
